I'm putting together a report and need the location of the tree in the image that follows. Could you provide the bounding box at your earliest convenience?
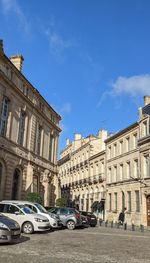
[55,197,67,207]
[25,192,43,204]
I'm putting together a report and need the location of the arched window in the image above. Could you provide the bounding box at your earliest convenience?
[12,169,20,200]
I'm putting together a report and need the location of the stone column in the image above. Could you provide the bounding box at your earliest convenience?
[42,169,52,207]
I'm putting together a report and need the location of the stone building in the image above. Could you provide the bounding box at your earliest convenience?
[0,41,61,206]
[58,129,107,217]
[105,96,150,226]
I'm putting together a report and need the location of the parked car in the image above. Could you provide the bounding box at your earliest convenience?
[79,211,97,227]
[0,213,21,243]
[80,214,89,228]
[11,201,63,229]
[47,207,82,230]
[0,201,50,234]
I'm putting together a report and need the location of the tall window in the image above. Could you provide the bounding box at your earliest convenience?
[12,169,20,200]
[108,167,111,183]
[49,134,53,162]
[114,143,117,157]
[119,140,123,155]
[143,121,148,137]
[127,191,131,212]
[133,133,137,149]
[126,162,130,179]
[119,164,123,181]
[108,146,111,159]
[114,192,117,211]
[135,190,140,212]
[109,193,112,211]
[143,155,149,177]
[114,166,117,182]
[18,110,26,145]
[35,123,42,155]
[122,191,125,210]
[126,137,130,152]
[0,97,9,136]
[134,159,139,178]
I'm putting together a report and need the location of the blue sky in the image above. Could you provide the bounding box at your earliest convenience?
[0,0,150,154]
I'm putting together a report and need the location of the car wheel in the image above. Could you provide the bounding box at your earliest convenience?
[66,220,75,230]
[22,221,34,234]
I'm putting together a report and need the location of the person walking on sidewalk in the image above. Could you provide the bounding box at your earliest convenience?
[118,208,127,225]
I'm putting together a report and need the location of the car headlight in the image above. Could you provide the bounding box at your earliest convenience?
[0,222,9,230]
[34,218,44,222]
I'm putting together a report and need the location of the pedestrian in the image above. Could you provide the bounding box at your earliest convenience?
[118,208,126,225]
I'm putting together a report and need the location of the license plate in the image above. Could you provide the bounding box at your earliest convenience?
[91,218,95,220]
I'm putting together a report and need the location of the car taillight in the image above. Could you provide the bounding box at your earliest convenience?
[75,213,80,219]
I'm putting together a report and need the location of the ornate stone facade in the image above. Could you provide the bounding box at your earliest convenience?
[0,41,61,206]
[58,130,107,218]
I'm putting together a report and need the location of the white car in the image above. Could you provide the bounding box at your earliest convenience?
[7,200,63,229]
[0,201,50,234]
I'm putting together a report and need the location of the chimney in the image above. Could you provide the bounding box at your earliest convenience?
[144,96,150,106]
[10,55,24,71]
[0,40,4,53]
[74,133,82,141]
[66,138,70,146]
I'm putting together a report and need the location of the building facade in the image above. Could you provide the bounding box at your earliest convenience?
[58,130,107,217]
[59,97,150,226]
[105,96,150,226]
[0,41,61,206]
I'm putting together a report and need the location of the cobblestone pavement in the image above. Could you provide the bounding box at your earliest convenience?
[1,226,150,263]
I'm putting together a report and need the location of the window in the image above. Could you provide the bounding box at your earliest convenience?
[122,192,125,210]
[143,155,149,177]
[126,162,130,179]
[133,133,137,149]
[18,110,26,145]
[114,166,117,182]
[134,159,139,178]
[108,167,112,183]
[135,191,140,212]
[143,121,148,137]
[114,143,117,157]
[108,146,111,159]
[35,123,42,155]
[119,140,123,155]
[0,97,9,136]
[127,191,131,212]
[49,134,53,161]
[126,137,130,152]
[0,203,4,212]
[12,169,20,200]
[119,164,123,181]
[114,192,117,211]
[109,193,112,211]
[5,204,20,214]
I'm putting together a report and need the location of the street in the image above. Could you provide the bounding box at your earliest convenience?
[1,226,150,263]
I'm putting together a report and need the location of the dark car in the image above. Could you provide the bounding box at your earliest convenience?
[47,207,82,230]
[80,211,97,227]
[0,213,21,243]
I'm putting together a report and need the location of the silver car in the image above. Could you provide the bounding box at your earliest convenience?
[48,207,82,230]
[0,213,21,243]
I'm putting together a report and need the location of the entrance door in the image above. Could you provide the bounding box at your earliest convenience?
[146,196,150,226]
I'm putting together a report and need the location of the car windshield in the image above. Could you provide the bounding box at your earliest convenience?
[35,203,48,213]
[18,205,35,214]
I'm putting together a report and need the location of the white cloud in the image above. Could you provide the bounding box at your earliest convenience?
[111,75,150,96]
[1,0,30,33]
[97,74,150,107]
[45,28,73,57]
[60,103,71,114]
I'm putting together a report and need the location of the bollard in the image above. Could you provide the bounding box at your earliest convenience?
[140,224,144,232]
[99,219,103,227]
[111,221,113,228]
[132,223,135,231]
[117,222,120,229]
[124,223,127,230]
[105,220,108,227]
